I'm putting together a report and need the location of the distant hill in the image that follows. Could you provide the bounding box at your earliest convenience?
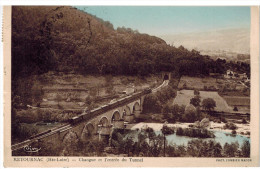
[160,28,250,56]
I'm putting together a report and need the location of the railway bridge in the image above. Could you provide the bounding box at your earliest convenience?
[12,78,170,153]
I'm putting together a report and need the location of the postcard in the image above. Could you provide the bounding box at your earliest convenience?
[3,5,259,167]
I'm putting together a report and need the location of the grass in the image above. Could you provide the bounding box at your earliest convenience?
[173,89,233,112]
[223,96,250,106]
[178,76,247,94]
[178,76,219,90]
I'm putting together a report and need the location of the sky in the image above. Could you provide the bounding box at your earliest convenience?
[76,6,250,36]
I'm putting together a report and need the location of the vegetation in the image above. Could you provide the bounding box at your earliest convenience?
[176,127,215,138]
[161,125,175,156]
[202,98,216,111]
[12,126,250,158]
[224,122,238,130]
[241,140,250,157]
[142,85,176,115]
[190,96,201,107]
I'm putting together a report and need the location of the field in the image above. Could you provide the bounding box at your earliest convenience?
[178,76,246,92]
[178,76,219,90]
[173,89,233,112]
[173,89,250,114]
[223,96,250,114]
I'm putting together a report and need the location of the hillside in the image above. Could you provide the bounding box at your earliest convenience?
[12,6,170,78]
[13,6,226,79]
[12,6,251,108]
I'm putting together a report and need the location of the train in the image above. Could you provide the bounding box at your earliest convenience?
[68,87,152,125]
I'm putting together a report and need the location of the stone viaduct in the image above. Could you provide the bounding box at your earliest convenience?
[11,88,154,152]
[11,73,171,153]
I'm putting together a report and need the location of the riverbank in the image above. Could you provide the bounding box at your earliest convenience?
[127,121,250,138]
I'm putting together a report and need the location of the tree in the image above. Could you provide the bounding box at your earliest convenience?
[142,94,162,114]
[233,106,238,111]
[145,127,156,146]
[213,143,223,157]
[190,96,201,107]
[161,124,174,157]
[183,104,197,122]
[194,89,200,96]
[241,140,250,157]
[125,137,134,156]
[223,142,239,157]
[202,98,216,111]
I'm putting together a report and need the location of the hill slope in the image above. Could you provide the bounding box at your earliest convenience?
[12,6,174,78]
[13,6,225,80]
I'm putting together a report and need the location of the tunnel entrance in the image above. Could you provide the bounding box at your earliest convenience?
[163,74,169,80]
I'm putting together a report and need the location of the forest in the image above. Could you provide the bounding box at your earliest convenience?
[12,6,250,81]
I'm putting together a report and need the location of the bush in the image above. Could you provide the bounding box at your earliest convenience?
[176,127,184,135]
[242,118,247,124]
[142,94,162,114]
[223,142,239,157]
[221,117,227,123]
[241,140,250,157]
[231,130,237,135]
[233,106,238,111]
[176,127,215,138]
[194,89,200,96]
[202,98,216,111]
[224,122,237,130]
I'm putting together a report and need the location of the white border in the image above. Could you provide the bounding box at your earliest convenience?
[0,2,259,169]
[0,0,260,6]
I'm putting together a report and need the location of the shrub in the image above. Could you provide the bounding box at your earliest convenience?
[202,98,216,111]
[231,130,237,135]
[194,89,200,96]
[176,127,215,138]
[176,127,184,136]
[233,106,238,111]
[241,140,250,157]
[242,118,247,124]
[223,142,239,157]
[190,96,201,107]
[221,117,227,123]
[142,94,162,114]
[224,122,237,130]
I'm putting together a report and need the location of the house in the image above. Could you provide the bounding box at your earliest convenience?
[224,70,234,79]
[238,73,247,79]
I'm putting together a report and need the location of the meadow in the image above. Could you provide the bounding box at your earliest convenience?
[173,89,233,112]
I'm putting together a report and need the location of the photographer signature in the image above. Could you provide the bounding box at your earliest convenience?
[23,145,41,153]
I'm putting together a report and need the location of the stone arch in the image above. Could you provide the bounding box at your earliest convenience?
[83,123,95,136]
[62,131,79,145]
[111,111,121,123]
[98,116,110,127]
[133,102,141,117]
[124,106,131,116]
